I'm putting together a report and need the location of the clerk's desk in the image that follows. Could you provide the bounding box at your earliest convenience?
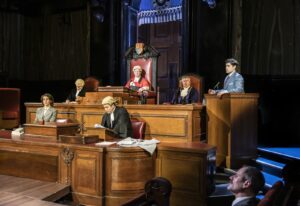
[0,135,216,206]
[25,103,205,142]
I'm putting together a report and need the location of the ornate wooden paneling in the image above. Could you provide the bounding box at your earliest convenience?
[0,143,59,182]
[0,137,215,206]
[156,143,216,206]
[105,148,155,206]
[0,151,58,182]
[81,112,104,127]
[205,93,259,168]
[71,149,103,206]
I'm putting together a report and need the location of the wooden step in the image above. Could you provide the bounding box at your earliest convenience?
[0,191,64,206]
[256,157,285,177]
[258,147,300,161]
[0,174,70,205]
[261,172,282,189]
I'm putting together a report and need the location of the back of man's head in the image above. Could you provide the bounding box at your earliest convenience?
[242,166,265,195]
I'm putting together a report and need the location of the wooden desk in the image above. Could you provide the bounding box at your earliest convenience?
[156,142,216,206]
[83,90,139,105]
[24,123,79,141]
[0,136,215,206]
[96,86,156,104]
[97,86,130,93]
[205,93,259,168]
[83,127,116,140]
[25,103,205,142]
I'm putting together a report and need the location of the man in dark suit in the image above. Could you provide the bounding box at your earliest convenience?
[228,166,265,206]
[101,96,133,138]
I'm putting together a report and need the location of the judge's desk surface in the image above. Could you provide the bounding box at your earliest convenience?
[25,103,206,142]
[0,134,216,206]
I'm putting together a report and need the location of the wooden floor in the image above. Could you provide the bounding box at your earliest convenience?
[0,175,70,206]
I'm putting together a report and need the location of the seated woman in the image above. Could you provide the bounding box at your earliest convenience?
[34,93,57,124]
[171,75,199,104]
[101,96,133,138]
[66,78,86,103]
[125,65,150,93]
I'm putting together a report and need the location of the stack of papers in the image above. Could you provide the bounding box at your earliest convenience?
[95,141,116,146]
[117,137,160,155]
[117,138,137,145]
[94,124,105,128]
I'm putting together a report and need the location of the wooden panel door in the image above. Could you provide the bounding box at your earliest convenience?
[71,149,103,206]
[140,22,181,103]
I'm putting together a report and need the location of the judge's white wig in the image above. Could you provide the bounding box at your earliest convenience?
[132,65,142,72]
[75,79,85,86]
[102,96,118,106]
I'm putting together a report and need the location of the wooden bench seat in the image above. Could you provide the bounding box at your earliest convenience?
[0,175,70,205]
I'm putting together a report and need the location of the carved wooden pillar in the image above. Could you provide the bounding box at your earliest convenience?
[60,147,74,185]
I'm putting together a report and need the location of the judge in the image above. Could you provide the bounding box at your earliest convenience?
[101,96,133,138]
[125,65,150,93]
[171,75,199,104]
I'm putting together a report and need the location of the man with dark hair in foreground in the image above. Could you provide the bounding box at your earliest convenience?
[228,166,265,206]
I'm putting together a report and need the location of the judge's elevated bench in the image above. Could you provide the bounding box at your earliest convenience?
[25,92,258,170]
[25,103,205,143]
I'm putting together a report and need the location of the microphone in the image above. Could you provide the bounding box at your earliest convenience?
[140,90,147,104]
[156,86,160,105]
[213,82,220,90]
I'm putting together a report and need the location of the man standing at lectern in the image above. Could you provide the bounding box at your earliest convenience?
[208,58,244,97]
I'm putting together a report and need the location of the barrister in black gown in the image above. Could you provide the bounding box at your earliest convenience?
[101,96,133,138]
